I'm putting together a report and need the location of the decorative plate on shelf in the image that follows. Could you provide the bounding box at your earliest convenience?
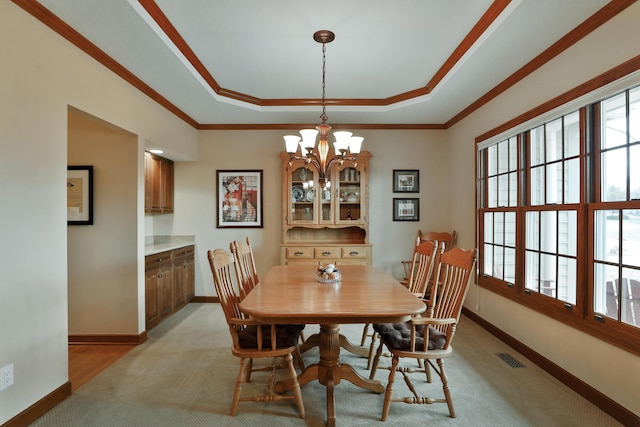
[292,185,304,202]
[345,192,359,202]
[306,189,315,202]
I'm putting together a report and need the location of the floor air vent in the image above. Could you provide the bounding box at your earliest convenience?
[496,353,526,368]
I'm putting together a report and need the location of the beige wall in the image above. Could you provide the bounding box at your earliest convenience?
[0,2,197,423]
[449,2,640,416]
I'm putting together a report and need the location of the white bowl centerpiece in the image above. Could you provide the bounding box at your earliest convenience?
[316,263,341,283]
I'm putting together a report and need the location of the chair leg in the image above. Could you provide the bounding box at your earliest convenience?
[360,323,370,346]
[381,355,399,421]
[294,346,305,371]
[244,358,253,382]
[437,358,455,418]
[424,360,432,383]
[231,357,248,416]
[366,331,379,370]
[369,339,384,379]
[285,353,306,419]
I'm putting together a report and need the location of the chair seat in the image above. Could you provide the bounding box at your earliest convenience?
[373,322,446,351]
[238,324,305,349]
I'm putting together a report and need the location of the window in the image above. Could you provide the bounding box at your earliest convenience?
[482,137,519,285]
[477,85,640,355]
[592,86,640,328]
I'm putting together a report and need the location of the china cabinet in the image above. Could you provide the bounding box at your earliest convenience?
[280,150,372,265]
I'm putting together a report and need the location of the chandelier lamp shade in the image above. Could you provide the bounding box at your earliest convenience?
[284,30,364,189]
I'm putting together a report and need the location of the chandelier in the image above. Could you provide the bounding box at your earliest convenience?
[284,30,363,189]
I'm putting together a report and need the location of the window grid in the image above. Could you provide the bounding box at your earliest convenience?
[478,86,640,356]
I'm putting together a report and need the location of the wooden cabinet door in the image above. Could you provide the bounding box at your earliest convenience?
[173,261,186,308]
[158,263,173,316]
[287,164,317,224]
[145,152,174,213]
[160,159,174,212]
[185,256,195,300]
[175,256,195,304]
[145,268,160,327]
[335,161,367,225]
[147,153,163,212]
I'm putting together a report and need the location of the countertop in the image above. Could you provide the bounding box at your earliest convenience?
[145,235,195,256]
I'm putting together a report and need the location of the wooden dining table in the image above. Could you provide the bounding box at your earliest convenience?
[240,263,426,427]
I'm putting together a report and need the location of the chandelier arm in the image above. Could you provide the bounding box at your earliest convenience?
[288,154,320,172]
[326,155,357,170]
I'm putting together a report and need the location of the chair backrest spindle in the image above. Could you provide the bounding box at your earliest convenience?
[231,237,259,299]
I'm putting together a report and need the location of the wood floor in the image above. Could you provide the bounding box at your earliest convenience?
[68,345,135,391]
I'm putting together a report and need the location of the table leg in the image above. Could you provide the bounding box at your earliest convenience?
[338,334,370,357]
[299,332,320,353]
[275,324,383,425]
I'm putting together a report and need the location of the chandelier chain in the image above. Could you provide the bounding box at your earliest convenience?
[320,41,328,124]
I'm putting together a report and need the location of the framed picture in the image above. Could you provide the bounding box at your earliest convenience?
[67,165,94,225]
[393,198,419,221]
[217,170,263,228]
[393,169,419,193]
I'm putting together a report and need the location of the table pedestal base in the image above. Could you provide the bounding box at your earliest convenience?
[276,324,383,427]
[301,330,370,358]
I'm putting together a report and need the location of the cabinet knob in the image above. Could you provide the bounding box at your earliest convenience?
[157,258,163,262]
[322,251,331,256]
[349,251,359,256]
[294,251,304,256]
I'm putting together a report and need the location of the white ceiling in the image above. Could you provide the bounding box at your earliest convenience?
[32,0,614,127]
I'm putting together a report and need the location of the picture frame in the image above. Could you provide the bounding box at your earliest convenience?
[216,170,263,228]
[393,197,419,221]
[393,169,419,193]
[67,165,94,225]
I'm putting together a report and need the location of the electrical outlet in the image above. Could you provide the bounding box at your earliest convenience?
[0,363,14,391]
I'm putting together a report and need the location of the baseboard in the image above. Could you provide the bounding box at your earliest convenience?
[68,331,147,345]
[1,382,71,427]
[190,296,219,303]
[462,307,640,426]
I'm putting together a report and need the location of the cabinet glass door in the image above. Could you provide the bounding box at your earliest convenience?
[291,166,315,223]
[336,166,363,224]
[320,181,333,223]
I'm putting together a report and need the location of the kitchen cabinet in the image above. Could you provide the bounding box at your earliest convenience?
[280,151,372,265]
[144,245,194,330]
[145,151,174,214]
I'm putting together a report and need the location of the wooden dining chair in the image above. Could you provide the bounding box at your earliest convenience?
[361,240,443,369]
[231,237,259,300]
[401,230,457,285]
[207,248,306,418]
[370,247,477,420]
[230,238,308,345]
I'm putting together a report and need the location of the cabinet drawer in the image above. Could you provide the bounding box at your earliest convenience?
[315,247,341,259]
[145,250,172,267]
[286,247,314,259]
[172,245,194,259]
[342,246,369,259]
